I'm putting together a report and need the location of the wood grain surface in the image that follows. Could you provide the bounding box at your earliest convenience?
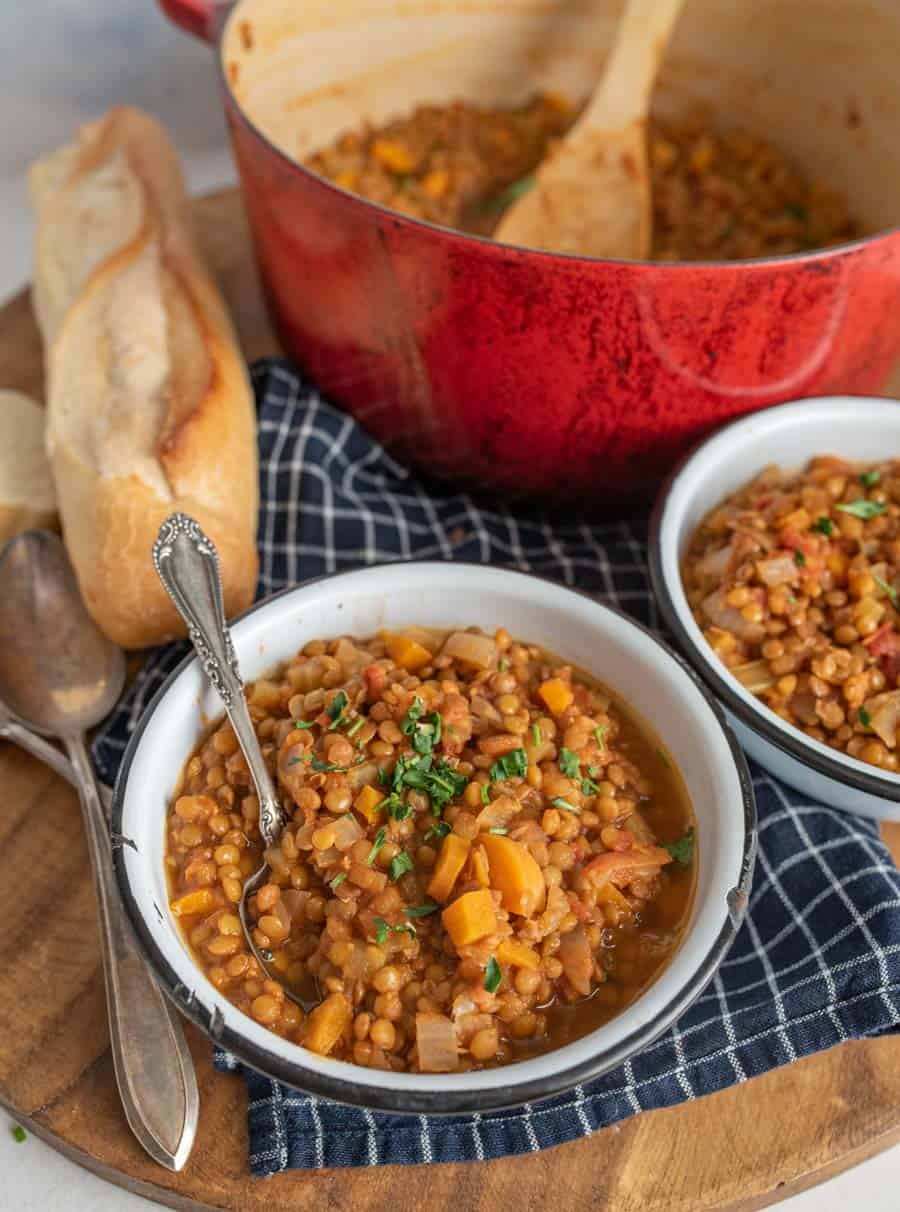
[2,188,900,1212]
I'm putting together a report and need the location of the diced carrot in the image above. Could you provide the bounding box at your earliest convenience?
[170,888,217,918]
[538,677,573,715]
[371,138,415,174]
[421,169,450,198]
[496,938,541,970]
[385,633,432,672]
[355,784,385,824]
[427,833,471,902]
[442,889,497,946]
[480,833,546,917]
[304,992,352,1055]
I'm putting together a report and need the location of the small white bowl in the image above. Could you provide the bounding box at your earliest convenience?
[112,562,754,1114]
[650,395,900,822]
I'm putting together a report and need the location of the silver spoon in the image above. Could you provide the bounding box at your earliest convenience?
[152,513,313,1009]
[0,697,76,784]
[0,530,199,1171]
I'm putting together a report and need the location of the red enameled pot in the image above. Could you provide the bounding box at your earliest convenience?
[160,0,900,508]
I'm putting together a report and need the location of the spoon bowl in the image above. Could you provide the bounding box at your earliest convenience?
[0,530,125,734]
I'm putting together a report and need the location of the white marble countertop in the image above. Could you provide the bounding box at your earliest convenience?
[1,2,898,1207]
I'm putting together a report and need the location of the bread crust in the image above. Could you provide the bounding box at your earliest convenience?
[29,107,259,648]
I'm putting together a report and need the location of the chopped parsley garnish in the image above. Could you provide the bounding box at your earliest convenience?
[559,748,581,778]
[835,499,888,520]
[478,174,536,214]
[423,820,452,843]
[531,722,541,746]
[366,827,387,866]
[394,923,418,940]
[373,917,390,945]
[859,706,873,729]
[11,1125,26,1143]
[286,754,308,767]
[552,797,580,814]
[484,956,502,993]
[874,574,899,607]
[794,550,806,567]
[480,782,491,805]
[384,793,413,821]
[400,697,425,734]
[345,716,365,739]
[293,719,315,730]
[405,901,440,918]
[581,776,601,796]
[411,712,442,755]
[488,748,528,782]
[594,726,607,752]
[664,827,696,865]
[489,826,509,835]
[328,872,347,891]
[389,850,414,881]
[656,747,672,769]
[812,516,834,537]
[860,468,882,487]
[498,658,508,672]
[327,689,349,726]
[311,757,348,773]
[388,751,467,813]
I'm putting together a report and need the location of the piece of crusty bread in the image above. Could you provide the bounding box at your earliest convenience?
[0,389,57,545]
[29,106,259,648]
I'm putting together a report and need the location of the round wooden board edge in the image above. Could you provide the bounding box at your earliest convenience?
[2,187,900,1212]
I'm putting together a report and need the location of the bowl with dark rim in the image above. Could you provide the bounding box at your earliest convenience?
[650,395,900,822]
[113,561,755,1113]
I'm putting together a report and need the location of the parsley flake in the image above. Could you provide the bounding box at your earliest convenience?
[389,850,414,881]
[559,748,581,778]
[581,776,601,796]
[11,1125,26,1143]
[552,797,580,814]
[488,748,528,783]
[480,782,491,805]
[366,827,387,866]
[835,499,888,520]
[327,689,349,725]
[812,516,834,537]
[664,827,696,865]
[293,719,315,730]
[373,917,390,945]
[405,901,440,918]
[484,956,502,993]
[859,706,873,729]
[345,716,365,739]
[874,574,899,608]
[489,826,509,835]
[424,820,452,843]
[531,722,541,746]
[860,469,882,487]
[594,726,607,752]
[311,757,347,773]
[400,697,425,735]
[329,872,347,891]
[794,550,806,567]
[498,658,508,672]
[384,794,413,821]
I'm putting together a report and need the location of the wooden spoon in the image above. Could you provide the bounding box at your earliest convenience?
[494,0,687,259]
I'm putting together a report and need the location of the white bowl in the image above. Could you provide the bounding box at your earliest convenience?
[650,395,900,822]
[112,562,754,1114]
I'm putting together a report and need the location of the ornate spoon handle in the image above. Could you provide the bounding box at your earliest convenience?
[152,513,284,845]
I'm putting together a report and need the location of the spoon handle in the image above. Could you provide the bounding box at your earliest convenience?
[0,703,74,785]
[152,513,284,845]
[65,735,199,1171]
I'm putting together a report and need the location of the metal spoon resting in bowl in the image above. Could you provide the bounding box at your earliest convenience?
[495,0,686,258]
[153,513,316,1011]
[0,530,198,1171]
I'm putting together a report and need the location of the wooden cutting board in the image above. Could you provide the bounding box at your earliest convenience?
[2,189,900,1212]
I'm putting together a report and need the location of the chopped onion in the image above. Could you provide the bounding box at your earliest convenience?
[558,926,592,996]
[416,1012,458,1072]
[755,552,799,587]
[331,815,364,852]
[441,631,498,669]
[866,690,900,748]
[475,794,521,832]
[733,659,776,693]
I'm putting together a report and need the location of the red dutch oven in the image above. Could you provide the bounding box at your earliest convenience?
[161,0,900,508]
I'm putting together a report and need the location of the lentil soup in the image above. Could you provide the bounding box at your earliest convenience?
[166,626,696,1073]
[305,95,858,262]
[684,457,900,772]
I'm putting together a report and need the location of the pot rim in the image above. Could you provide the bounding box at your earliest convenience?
[649,393,900,804]
[215,0,889,271]
[111,560,756,1115]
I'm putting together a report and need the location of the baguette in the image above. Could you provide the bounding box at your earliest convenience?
[0,389,57,544]
[29,106,259,649]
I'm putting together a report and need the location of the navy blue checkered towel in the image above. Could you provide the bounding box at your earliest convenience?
[95,359,900,1175]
